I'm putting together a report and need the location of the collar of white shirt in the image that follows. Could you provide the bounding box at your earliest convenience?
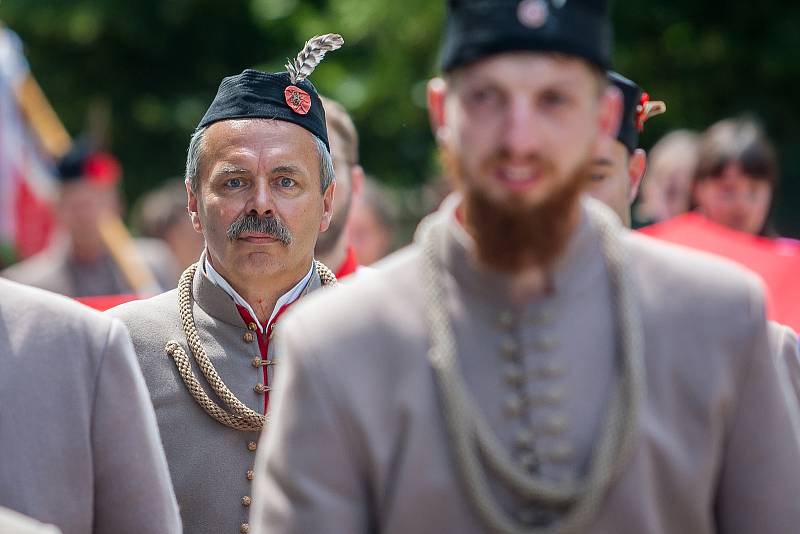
[202,255,314,333]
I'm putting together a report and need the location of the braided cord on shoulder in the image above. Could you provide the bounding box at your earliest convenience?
[164,261,337,432]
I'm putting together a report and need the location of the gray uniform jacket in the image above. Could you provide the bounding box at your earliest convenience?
[0,279,180,534]
[108,255,322,534]
[251,198,800,534]
[2,236,179,297]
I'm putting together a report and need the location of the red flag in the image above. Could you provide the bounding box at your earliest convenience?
[0,27,57,262]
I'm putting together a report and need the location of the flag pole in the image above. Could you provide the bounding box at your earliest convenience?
[6,26,161,296]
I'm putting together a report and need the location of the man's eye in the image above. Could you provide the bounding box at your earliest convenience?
[541,91,569,108]
[225,178,244,188]
[466,87,502,108]
[590,174,606,182]
[278,177,296,188]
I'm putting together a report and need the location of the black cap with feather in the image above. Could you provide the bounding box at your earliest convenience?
[197,34,344,152]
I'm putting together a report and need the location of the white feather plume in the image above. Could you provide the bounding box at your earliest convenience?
[285,33,344,84]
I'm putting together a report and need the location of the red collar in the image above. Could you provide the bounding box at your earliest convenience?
[335,246,360,279]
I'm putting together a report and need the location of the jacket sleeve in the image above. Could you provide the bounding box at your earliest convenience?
[715,299,800,532]
[249,315,370,534]
[90,319,182,534]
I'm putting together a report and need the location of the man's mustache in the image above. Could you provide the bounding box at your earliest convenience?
[226,214,292,246]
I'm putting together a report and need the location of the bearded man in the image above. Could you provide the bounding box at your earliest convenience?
[108,34,342,534]
[250,2,800,533]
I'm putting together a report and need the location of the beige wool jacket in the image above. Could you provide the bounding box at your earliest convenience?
[251,198,800,534]
[0,279,180,534]
[108,254,323,534]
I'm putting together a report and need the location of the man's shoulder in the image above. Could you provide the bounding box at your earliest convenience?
[626,231,764,298]
[1,278,110,329]
[106,288,180,341]
[281,245,424,354]
[624,231,766,336]
[295,245,422,321]
[107,288,179,321]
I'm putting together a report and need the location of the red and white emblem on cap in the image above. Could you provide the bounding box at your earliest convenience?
[517,0,549,29]
[284,85,311,115]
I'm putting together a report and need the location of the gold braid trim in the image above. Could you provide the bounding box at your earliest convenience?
[165,261,337,431]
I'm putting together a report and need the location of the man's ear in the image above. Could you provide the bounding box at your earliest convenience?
[599,85,623,140]
[427,77,449,143]
[628,148,647,202]
[320,180,336,233]
[186,179,203,234]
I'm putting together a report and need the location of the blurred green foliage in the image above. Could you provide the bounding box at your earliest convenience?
[3,0,800,234]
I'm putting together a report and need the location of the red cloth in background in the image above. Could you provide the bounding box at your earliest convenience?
[76,294,138,311]
[334,246,360,279]
[639,213,800,331]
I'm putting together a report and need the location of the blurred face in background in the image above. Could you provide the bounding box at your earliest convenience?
[314,129,362,256]
[587,137,646,227]
[428,52,620,271]
[58,179,120,258]
[693,163,772,235]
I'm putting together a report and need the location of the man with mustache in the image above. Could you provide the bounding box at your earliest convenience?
[250,2,800,533]
[108,33,342,534]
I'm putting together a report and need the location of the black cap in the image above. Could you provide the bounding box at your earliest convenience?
[57,142,121,185]
[198,69,329,151]
[440,0,612,73]
[609,71,666,153]
[609,72,642,154]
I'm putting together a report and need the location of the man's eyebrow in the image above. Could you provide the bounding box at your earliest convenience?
[592,158,613,167]
[270,165,304,175]
[215,163,250,175]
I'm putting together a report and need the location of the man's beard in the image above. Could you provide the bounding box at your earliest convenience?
[444,148,590,273]
[314,191,352,256]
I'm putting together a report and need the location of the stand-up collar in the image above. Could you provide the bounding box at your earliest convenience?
[191,249,320,329]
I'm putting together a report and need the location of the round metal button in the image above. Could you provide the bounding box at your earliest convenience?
[242,496,252,507]
[254,383,269,394]
[247,322,258,331]
[252,358,263,368]
[240,523,250,533]
[246,470,254,481]
[243,332,255,343]
[499,338,520,359]
[247,441,257,452]
[496,311,516,330]
[505,395,524,417]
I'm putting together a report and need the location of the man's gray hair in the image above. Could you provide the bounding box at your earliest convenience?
[185,123,335,194]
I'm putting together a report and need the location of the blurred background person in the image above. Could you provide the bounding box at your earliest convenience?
[587,72,661,226]
[132,177,204,273]
[316,96,365,278]
[692,117,780,236]
[347,175,397,265]
[634,130,699,225]
[1,144,179,297]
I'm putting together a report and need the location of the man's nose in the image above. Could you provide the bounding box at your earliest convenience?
[501,98,542,158]
[246,180,274,216]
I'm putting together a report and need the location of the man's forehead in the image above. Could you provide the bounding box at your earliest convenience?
[450,52,596,86]
[205,118,317,154]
